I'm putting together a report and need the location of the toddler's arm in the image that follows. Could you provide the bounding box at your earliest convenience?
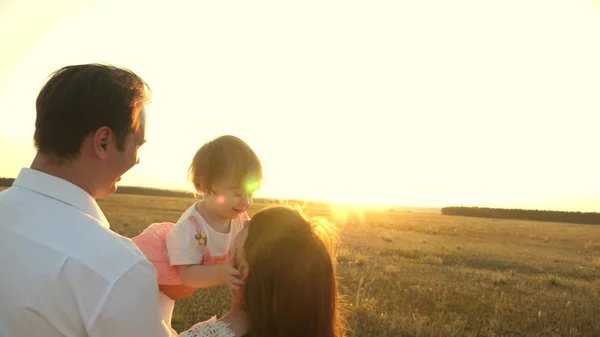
[177,263,242,290]
[159,284,197,300]
[165,218,243,292]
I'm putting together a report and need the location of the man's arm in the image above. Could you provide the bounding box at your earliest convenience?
[88,259,175,337]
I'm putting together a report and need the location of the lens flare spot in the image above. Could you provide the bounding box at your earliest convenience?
[216,195,226,204]
[244,179,261,194]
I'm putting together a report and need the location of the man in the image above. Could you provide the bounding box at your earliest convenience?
[0,64,174,336]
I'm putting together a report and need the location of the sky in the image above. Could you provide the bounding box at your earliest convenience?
[1,0,600,211]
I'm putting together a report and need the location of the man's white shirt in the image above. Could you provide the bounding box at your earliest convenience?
[0,168,173,336]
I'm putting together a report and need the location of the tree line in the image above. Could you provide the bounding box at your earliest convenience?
[0,178,14,187]
[0,177,192,198]
[6,177,598,224]
[442,206,600,225]
[0,177,316,207]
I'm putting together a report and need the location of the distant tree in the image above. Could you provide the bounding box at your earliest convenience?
[441,206,600,225]
[0,178,15,187]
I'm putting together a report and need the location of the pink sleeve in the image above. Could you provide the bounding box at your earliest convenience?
[131,222,175,265]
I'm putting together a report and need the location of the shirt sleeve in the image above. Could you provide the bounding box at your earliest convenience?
[166,220,204,266]
[88,259,175,337]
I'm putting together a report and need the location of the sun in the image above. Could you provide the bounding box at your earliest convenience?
[330,203,366,226]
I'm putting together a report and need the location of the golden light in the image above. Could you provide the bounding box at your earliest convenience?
[330,203,366,226]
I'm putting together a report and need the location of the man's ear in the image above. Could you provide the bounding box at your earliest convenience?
[92,127,113,158]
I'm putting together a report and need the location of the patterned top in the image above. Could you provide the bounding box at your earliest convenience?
[166,203,248,267]
[178,316,236,337]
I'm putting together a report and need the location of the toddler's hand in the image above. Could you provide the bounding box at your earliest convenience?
[218,259,244,294]
[231,247,249,281]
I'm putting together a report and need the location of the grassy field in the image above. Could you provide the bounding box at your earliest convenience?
[94,193,600,337]
[3,185,600,336]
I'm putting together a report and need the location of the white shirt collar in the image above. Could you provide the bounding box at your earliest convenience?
[12,168,110,228]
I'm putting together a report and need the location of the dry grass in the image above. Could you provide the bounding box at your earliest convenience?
[5,185,600,337]
[95,193,600,336]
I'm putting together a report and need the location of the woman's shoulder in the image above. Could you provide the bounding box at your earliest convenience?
[178,316,236,337]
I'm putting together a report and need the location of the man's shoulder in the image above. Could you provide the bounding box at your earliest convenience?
[1,188,149,282]
[0,185,15,199]
[58,218,150,282]
[66,219,151,281]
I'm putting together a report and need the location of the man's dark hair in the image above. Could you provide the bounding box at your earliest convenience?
[34,63,151,160]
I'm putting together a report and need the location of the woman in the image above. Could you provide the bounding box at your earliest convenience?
[178,206,346,337]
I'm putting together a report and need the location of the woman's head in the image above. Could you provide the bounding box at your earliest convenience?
[188,135,262,219]
[241,206,345,337]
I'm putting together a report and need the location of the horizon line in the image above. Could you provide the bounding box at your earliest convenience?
[1,177,599,214]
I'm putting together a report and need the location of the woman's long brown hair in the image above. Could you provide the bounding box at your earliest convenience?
[242,206,345,337]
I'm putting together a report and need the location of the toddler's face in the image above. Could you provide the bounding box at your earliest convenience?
[205,178,258,219]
